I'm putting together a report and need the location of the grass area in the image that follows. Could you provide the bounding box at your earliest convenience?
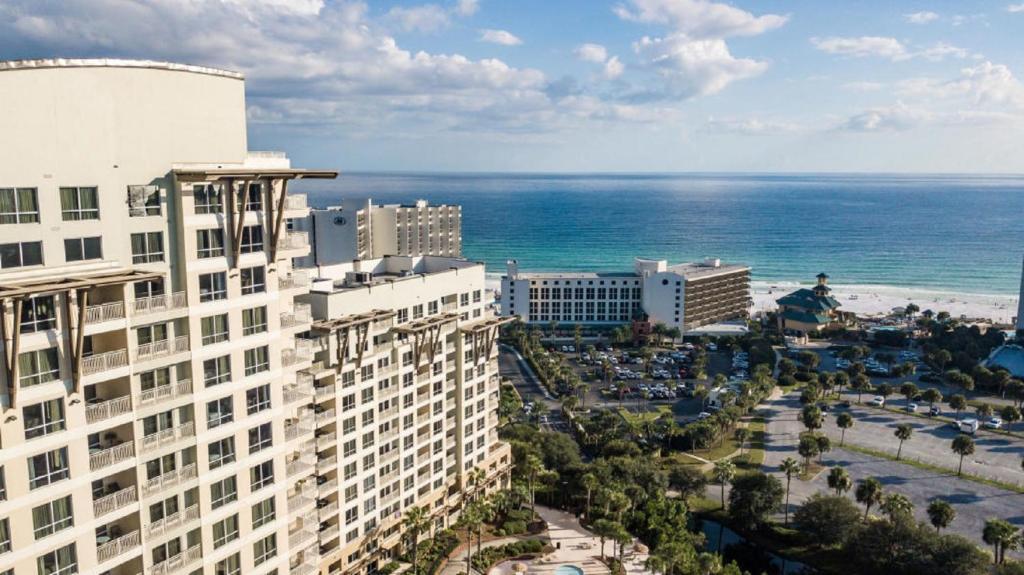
[798,462,826,481]
[734,417,766,476]
[687,495,721,514]
[840,443,1024,494]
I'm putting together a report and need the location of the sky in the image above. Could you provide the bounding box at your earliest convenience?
[2,0,1024,173]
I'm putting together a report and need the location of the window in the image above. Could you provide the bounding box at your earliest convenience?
[148,496,179,523]
[250,460,274,491]
[196,229,225,258]
[203,356,231,387]
[211,476,238,509]
[253,534,276,566]
[244,346,269,376]
[24,399,65,439]
[240,225,263,253]
[208,436,236,469]
[199,272,228,302]
[242,306,267,336]
[248,423,272,454]
[128,184,160,216]
[194,184,224,214]
[133,279,164,300]
[0,241,42,268]
[247,384,272,414]
[136,322,168,346]
[212,514,239,548]
[0,467,6,500]
[28,448,69,489]
[241,183,263,211]
[32,496,74,539]
[60,186,99,220]
[251,497,276,529]
[131,232,164,263]
[0,187,39,224]
[64,237,102,262]
[37,543,77,575]
[0,518,9,553]
[20,296,56,332]
[207,396,234,428]
[201,314,229,345]
[19,348,60,388]
[214,553,240,575]
[240,266,266,295]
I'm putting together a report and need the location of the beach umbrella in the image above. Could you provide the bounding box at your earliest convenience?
[512,563,528,573]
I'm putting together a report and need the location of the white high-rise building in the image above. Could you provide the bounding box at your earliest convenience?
[1017,255,1024,332]
[0,59,337,575]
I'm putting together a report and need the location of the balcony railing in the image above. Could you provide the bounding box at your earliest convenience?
[132,292,187,317]
[287,490,316,513]
[137,379,192,408]
[90,442,135,471]
[135,335,189,362]
[86,301,126,324]
[82,350,129,376]
[141,421,195,450]
[320,523,340,541]
[142,463,197,498]
[278,231,309,251]
[317,455,337,474]
[288,529,316,549]
[316,431,336,450]
[314,383,335,401]
[96,529,141,563]
[318,500,339,517]
[291,560,317,575]
[283,385,312,406]
[86,395,132,423]
[285,422,314,442]
[93,486,137,517]
[146,504,200,539]
[279,272,310,291]
[149,545,202,575]
[287,459,314,478]
[281,303,313,329]
[314,409,335,426]
[284,194,308,211]
[318,478,338,495]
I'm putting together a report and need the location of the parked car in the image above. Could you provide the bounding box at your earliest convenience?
[869,396,885,407]
[928,405,941,416]
[838,400,852,409]
[984,417,1003,430]
[904,403,918,413]
[959,418,979,434]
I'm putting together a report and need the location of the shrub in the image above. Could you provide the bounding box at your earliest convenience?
[501,520,528,535]
[793,493,862,546]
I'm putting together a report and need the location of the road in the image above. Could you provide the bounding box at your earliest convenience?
[498,345,568,433]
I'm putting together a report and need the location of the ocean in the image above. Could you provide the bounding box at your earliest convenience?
[293,173,1024,296]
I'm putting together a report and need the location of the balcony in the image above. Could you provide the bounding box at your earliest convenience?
[278,231,309,251]
[132,292,187,317]
[281,303,313,329]
[316,432,336,450]
[288,490,316,513]
[284,194,308,211]
[141,463,197,498]
[285,422,314,442]
[137,379,192,408]
[279,272,310,291]
[317,455,338,474]
[97,529,141,564]
[318,478,338,496]
[90,442,135,471]
[86,395,133,424]
[146,504,199,539]
[314,383,335,401]
[320,523,340,541]
[288,528,316,549]
[134,336,189,363]
[83,350,130,376]
[314,409,335,426]
[284,384,312,406]
[86,301,126,324]
[149,545,202,575]
[141,422,195,450]
[287,459,315,478]
[93,485,138,517]
[318,500,339,518]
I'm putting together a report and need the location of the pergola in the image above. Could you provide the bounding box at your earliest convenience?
[458,315,515,366]
[0,270,163,406]
[312,309,397,370]
[392,312,461,372]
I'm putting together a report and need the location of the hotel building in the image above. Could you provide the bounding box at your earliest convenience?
[295,200,461,266]
[500,257,751,333]
[297,255,511,573]
[1016,255,1023,332]
[775,273,845,335]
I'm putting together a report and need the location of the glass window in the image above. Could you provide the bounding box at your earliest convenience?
[240,226,263,253]
[0,518,9,553]
[210,476,237,509]
[214,553,240,575]
[20,296,56,333]
[36,542,77,575]
[19,347,60,387]
[250,460,274,491]
[194,184,224,215]
[251,497,276,529]
[140,367,171,392]
[133,279,164,300]
[244,346,269,376]
[32,495,74,539]
[242,306,267,336]
[199,272,228,302]
[60,187,99,220]
[0,241,43,268]
[241,183,263,211]
[201,314,229,345]
[203,356,231,387]
[248,422,272,454]
[208,437,235,469]
[136,322,167,346]
[24,399,65,439]
[128,185,161,216]
[196,229,225,258]
[240,266,266,295]
[206,396,233,428]
[246,384,271,414]
[0,467,6,500]
[212,514,239,548]
[131,232,164,263]
[28,448,70,489]
[0,188,39,224]
[64,237,102,262]
[148,496,179,523]
[253,534,276,566]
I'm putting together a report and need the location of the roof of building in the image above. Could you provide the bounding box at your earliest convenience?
[986,344,1024,378]
[776,288,841,311]
[510,271,640,280]
[780,309,832,325]
[665,261,750,281]
[0,58,244,79]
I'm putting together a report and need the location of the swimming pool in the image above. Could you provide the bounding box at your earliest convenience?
[553,566,584,575]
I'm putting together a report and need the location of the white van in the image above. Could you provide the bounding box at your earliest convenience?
[958,418,979,434]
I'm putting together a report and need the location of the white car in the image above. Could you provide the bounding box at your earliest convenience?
[697,412,712,420]
[869,396,885,407]
[984,417,1003,430]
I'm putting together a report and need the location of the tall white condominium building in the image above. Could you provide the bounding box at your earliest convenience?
[298,255,512,574]
[296,199,462,266]
[502,257,751,333]
[1017,255,1024,331]
[0,59,338,575]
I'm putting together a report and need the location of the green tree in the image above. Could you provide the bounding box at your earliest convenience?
[581,472,599,520]
[793,493,862,546]
[926,499,956,533]
[827,466,852,495]
[573,324,583,359]
[983,518,1020,565]
[797,434,820,469]
[921,388,943,411]
[697,552,722,575]
[402,505,430,575]
[900,382,919,405]
[779,457,801,526]
[713,460,736,510]
[949,394,967,421]
[801,404,824,433]
[877,383,893,401]
[835,412,854,446]
[816,435,832,464]
[951,435,975,477]
[591,518,620,561]
[851,374,871,403]
[668,464,708,501]
[1001,405,1021,432]
[855,477,884,520]
[894,423,913,461]
[881,493,914,521]
[455,501,482,573]
[734,427,750,456]
[727,472,783,531]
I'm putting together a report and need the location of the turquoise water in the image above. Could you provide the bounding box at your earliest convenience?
[295,173,1024,294]
[553,566,584,575]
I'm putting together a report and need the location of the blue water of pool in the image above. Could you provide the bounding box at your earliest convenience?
[553,566,584,575]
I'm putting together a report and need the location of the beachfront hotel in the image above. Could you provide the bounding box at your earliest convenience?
[294,200,461,267]
[775,273,847,335]
[1017,255,1024,332]
[500,257,751,333]
[298,255,511,573]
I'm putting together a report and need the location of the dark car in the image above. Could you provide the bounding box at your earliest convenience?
[837,400,852,409]
[928,405,941,416]
[817,402,832,412]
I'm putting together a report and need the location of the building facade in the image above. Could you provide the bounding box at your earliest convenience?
[296,200,462,266]
[0,59,336,575]
[299,256,512,574]
[1016,255,1023,332]
[501,258,750,333]
[775,273,844,334]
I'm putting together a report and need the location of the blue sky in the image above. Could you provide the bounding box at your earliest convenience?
[2,0,1024,172]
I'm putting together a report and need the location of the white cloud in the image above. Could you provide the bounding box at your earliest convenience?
[479,29,521,46]
[811,36,908,60]
[1009,3,1024,12]
[843,81,884,92]
[917,42,968,62]
[575,43,608,63]
[904,11,939,24]
[634,35,767,99]
[604,56,624,79]
[384,4,451,33]
[705,116,802,135]
[614,0,787,39]
[839,102,930,132]
[455,0,479,16]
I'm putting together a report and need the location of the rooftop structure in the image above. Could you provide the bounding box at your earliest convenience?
[776,273,845,334]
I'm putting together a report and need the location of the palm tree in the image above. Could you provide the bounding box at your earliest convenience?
[456,502,481,573]
[520,454,545,513]
[921,388,942,412]
[855,477,883,520]
[474,498,494,559]
[982,518,1020,565]
[713,460,736,510]
[835,412,854,446]
[573,324,583,359]
[697,552,722,575]
[899,382,918,406]
[402,506,430,574]
[666,326,681,346]
[949,394,967,421]
[926,499,955,533]
[779,457,801,526]
[894,423,913,461]
[581,472,598,520]
[827,467,852,496]
[734,427,750,457]
[881,493,914,520]
[851,374,871,403]
[951,435,975,477]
